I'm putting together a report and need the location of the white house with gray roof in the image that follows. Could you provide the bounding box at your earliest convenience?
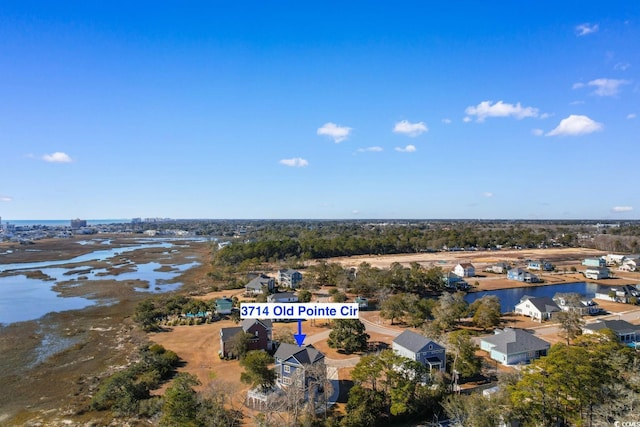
[514,296,560,322]
[392,330,446,372]
[583,320,639,345]
[480,328,550,365]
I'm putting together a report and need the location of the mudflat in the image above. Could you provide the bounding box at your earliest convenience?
[0,236,212,425]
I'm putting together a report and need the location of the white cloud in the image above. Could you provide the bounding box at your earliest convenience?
[0,196,12,202]
[575,23,599,36]
[611,206,633,213]
[572,82,585,90]
[463,116,472,123]
[441,118,452,124]
[531,128,544,136]
[580,78,630,96]
[569,100,585,105]
[317,122,352,143]
[627,113,637,119]
[483,192,494,198]
[546,115,603,136]
[352,210,360,215]
[464,100,539,122]
[614,62,631,71]
[395,144,417,153]
[42,152,73,163]
[279,157,309,167]
[356,146,383,153]
[539,113,551,119]
[393,120,428,137]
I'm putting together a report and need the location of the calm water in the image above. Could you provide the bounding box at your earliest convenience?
[0,238,200,325]
[464,282,607,313]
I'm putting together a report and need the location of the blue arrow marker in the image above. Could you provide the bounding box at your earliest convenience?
[293,319,306,347]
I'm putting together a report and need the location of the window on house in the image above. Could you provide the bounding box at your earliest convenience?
[282,377,291,385]
[284,365,291,373]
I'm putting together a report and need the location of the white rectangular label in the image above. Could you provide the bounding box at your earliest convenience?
[239,303,359,320]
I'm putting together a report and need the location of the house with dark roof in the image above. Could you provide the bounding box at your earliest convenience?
[278,269,303,289]
[273,344,325,389]
[245,274,275,295]
[553,293,600,316]
[594,285,640,303]
[219,318,273,358]
[507,268,540,283]
[453,263,475,278]
[514,296,560,321]
[392,330,446,372]
[480,328,550,365]
[583,320,639,344]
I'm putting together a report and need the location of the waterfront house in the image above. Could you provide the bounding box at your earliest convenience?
[527,260,553,271]
[442,272,469,290]
[392,330,446,373]
[267,292,299,303]
[552,293,600,316]
[245,274,276,295]
[584,267,610,280]
[594,285,640,303]
[583,320,639,344]
[215,297,234,315]
[274,343,325,389]
[480,328,550,365]
[278,269,303,289]
[453,263,475,278]
[582,257,606,268]
[514,296,560,321]
[219,318,273,358]
[507,268,540,283]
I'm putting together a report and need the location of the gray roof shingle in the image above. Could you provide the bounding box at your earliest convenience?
[482,328,550,355]
[393,330,442,354]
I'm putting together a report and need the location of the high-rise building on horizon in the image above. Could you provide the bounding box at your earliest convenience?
[70,218,87,229]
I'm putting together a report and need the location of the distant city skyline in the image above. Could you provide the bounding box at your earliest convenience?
[1,2,638,220]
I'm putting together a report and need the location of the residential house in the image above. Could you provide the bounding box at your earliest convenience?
[480,328,550,365]
[507,268,540,283]
[355,296,369,309]
[219,318,273,358]
[442,272,469,290]
[392,330,446,373]
[595,285,640,303]
[582,257,606,268]
[527,260,553,271]
[485,262,509,274]
[245,274,276,295]
[606,254,627,266]
[514,296,560,321]
[215,297,234,315]
[584,267,610,280]
[267,292,299,303]
[453,263,475,278]
[278,269,303,289]
[583,320,639,345]
[552,293,600,316]
[273,343,325,389]
[619,256,640,272]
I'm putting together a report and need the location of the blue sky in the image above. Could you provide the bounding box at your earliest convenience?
[1,1,638,220]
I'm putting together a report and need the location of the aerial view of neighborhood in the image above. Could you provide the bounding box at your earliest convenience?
[1,1,639,426]
[2,219,640,426]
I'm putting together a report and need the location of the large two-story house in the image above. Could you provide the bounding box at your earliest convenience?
[392,330,446,373]
[219,318,273,358]
[245,274,276,295]
[514,296,560,322]
[273,343,326,389]
[278,269,303,289]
